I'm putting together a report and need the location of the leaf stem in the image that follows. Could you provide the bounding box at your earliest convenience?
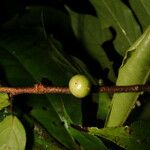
[0,84,150,96]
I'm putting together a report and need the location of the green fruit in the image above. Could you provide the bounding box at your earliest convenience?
[69,74,91,98]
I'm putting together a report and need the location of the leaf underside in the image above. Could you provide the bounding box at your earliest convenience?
[0,115,26,150]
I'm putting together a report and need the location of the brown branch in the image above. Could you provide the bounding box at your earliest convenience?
[0,84,150,96]
[0,84,70,96]
[97,84,150,93]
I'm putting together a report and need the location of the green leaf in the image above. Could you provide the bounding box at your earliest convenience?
[31,108,79,149]
[89,120,150,149]
[129,0,150,31]
[89,126,130,148]
[69,127,108,150]
[33,123,67,150]
[90,0,141,56]
[127,120,150,150]
[0,115,26,150]
[97,93,111,120]
[67,7,116,81]
[0,93,10,110]
[106,26,150,127]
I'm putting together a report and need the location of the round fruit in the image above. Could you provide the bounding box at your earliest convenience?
[69,74,91,98]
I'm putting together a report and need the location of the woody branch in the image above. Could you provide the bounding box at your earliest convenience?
[0,83,150,96]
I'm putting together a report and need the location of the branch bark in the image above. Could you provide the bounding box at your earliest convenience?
[0,83,150,96]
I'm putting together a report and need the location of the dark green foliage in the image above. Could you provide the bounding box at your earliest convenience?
[0,0,150,149]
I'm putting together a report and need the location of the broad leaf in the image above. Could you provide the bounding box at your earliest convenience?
[0,115,26,150]
[89,120,150,149]
[106,26,150,127]
[90,0,141,56]
[89,126,131,149]
[67,7,116,81]
[69,127,108,150]
[31,108,79,149]
[33,123,67,150]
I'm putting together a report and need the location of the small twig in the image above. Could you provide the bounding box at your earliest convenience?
[97,84,150,93]
[0,84,150,96]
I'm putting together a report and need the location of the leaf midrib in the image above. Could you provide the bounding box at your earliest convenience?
[102,0,132,45]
